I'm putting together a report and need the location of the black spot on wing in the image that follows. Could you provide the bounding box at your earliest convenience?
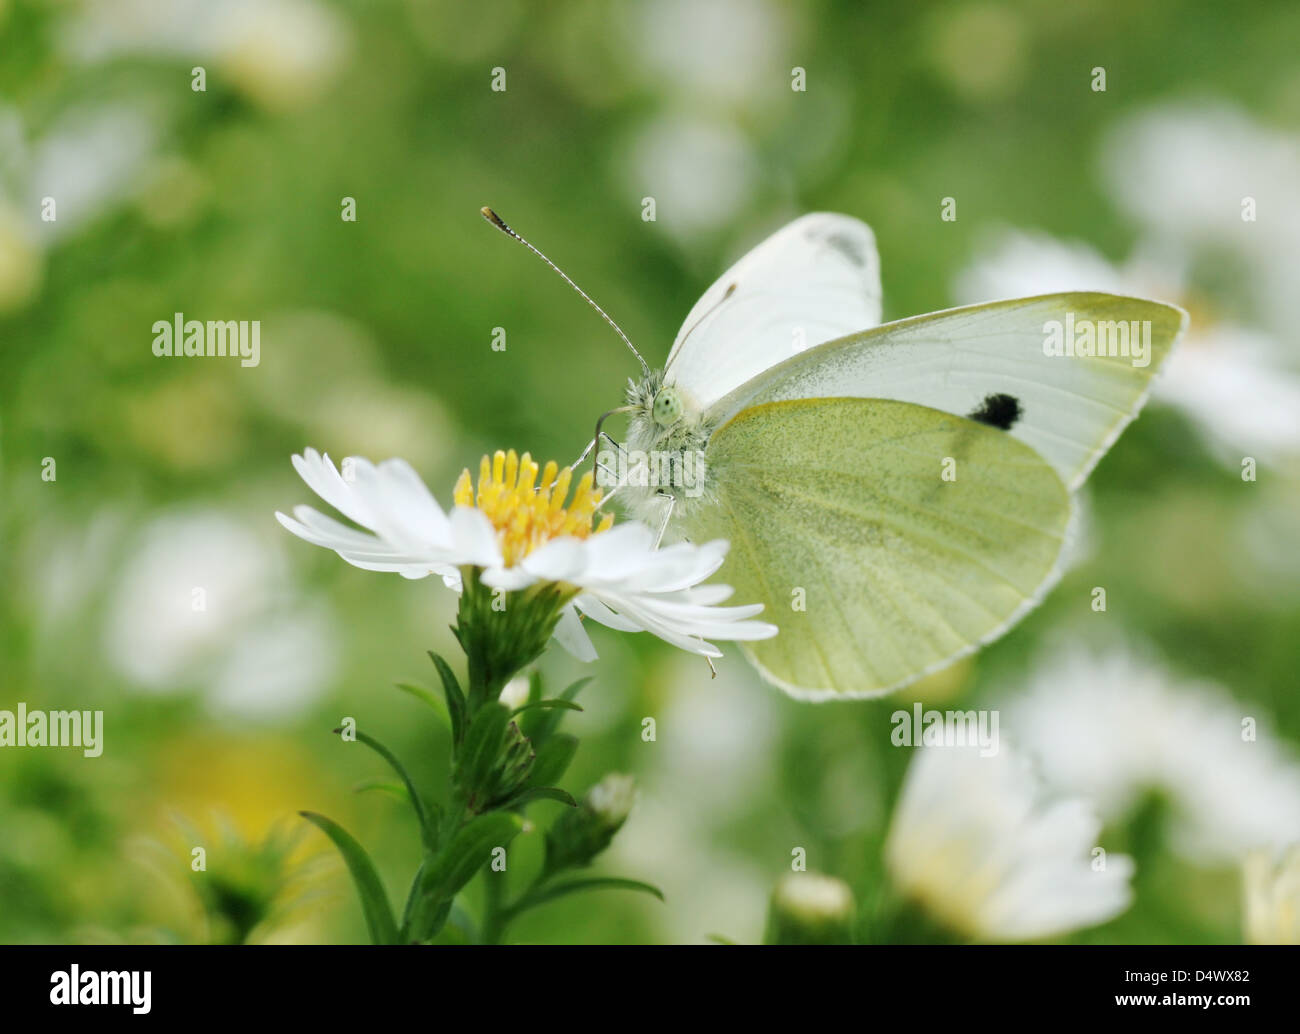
[967,393,1022,430]
[824,231,867,268]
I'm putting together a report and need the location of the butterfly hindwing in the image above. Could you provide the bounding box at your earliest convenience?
[681,397,1072,698]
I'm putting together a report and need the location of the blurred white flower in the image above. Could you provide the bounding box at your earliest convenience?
[767,871,856,944]
[105,513,277,688]
[598,652,776,943]
[24,104,157,242]
[64,0,348,112]
[885,743,1134,941]
[1007,648,1300,864]
[1101,101,1300,334]
[618,113,759,244]
[955,229,1300,463]
[1103,103,1299,239]
[207,608,336,720]
[607,792,769,944]
[277,448,776,660]
[1242,845,1300,945]
[0,102,156,309]
[102,510,337,719]
[628,0,786,109]
[652,650,778,820]
[771,871,854,922]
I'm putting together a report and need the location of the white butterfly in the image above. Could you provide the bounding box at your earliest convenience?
[487,210,1186,699]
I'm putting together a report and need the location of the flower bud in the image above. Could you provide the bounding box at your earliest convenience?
[764,872,856,945]
[586,773,636,829]
[543,773,636,875]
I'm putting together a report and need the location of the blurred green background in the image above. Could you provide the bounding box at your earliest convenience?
[2,0,1299,944]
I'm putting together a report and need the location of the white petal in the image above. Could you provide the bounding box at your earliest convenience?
[552,604,598,662]
[291,450,375,528]
[520,537,589,583]
[573,593,644,633]
[449,506,504,568]
[480,565,537,591]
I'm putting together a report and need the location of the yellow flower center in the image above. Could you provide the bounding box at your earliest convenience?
[453,449,614,567]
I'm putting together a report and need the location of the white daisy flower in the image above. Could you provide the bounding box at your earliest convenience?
[1242,845,1300,945]
[955,229,1300,463]
[276,447,776,660]
[1006,648,1300,864]
[885,743,1134,942]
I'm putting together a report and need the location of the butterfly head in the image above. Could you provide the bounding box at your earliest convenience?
[618,370,716,526]
[652,386,684,427]
[625,369,709,455]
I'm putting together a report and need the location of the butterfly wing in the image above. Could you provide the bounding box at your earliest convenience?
[664,213,882,411]
[681,397,1072,698]
[706,293,1186,492]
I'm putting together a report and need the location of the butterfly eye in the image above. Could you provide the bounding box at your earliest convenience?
[652,387,683,427]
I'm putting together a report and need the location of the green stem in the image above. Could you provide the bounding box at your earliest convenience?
[453,568,575,712]
[405,573,578,943]
[480,863,509,945]
[399,860,427,942]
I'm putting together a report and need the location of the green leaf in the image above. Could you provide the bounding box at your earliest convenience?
[525,733,578,790]
[559,675,594,703]
[395,681,450,728]
[420,811,525,903]
[428,650,467,745]
[338,727,434,850]
[431,903,478,945]
[512,876,664,916]
[527,677,593,743]
[494,785,578,810]
[511,698,584,717]
[454,702,510,802]
[351,778,409,802]
[299,812,399,945]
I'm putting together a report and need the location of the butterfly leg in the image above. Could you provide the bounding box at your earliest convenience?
[569,405,636,484]
[565,432,624,487]
[652,490,676,550]
[646,485,711,674]
[566,436,597,476]
[594,431,625,486]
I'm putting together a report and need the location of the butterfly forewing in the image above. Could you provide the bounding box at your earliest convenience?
[705,292,1186,492]
[664,213,883,410]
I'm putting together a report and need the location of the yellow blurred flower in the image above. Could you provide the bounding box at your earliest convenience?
[1242,846,1300,944]
[0,202,43,313]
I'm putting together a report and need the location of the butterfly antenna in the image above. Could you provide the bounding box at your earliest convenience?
[480,207,650,376]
